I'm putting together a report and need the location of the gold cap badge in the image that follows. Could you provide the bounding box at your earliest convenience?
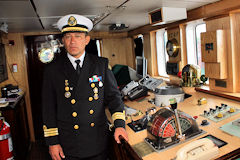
[68,16,77,26]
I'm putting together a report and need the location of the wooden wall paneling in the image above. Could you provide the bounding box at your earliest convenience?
[150,32,159,76]
[201,31,218,62]
[206,16,230,31]
[143,33,152,76]
[142,32,159,76]
[90,31,128,39]
[205,62,227,79]
[205,17,235,92]
[217,30,228,80]
[229,11,240,92]
[201,30,228,79]
[179,24,187,70]
[21,31,60,36]
[130,38,136,70]
[125,38,135,69]
[101,38,134,68]
[102,39,124,66]
[0,34,27,88]
[0,33,35,142]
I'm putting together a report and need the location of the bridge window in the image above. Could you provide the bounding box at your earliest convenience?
[156,29,169,77]
[96,40,101,56]
[196,23,206,75]
[186,22,206,75]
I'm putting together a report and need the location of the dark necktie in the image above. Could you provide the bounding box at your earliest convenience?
[75,60,81,75]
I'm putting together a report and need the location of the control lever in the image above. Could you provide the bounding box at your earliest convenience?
[169,98,185,141]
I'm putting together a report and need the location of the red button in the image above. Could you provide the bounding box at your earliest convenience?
[193,116,198,119]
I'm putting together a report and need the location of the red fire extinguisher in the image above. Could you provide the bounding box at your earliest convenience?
[0,112,14,160]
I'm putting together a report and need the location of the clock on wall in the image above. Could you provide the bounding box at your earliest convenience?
[166,38,180,57]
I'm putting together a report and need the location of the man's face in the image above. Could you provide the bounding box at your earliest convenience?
[62,32,90,58]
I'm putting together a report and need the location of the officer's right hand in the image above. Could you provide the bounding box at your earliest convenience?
[49,144,65,160]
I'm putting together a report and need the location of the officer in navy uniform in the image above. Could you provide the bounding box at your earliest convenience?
[42,14,128,160]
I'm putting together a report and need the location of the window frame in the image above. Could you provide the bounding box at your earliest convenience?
[155,29,169,77]
[186,21,206,73]
[195,23,206,75]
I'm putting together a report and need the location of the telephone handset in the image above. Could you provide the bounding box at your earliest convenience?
[176,138,219,160]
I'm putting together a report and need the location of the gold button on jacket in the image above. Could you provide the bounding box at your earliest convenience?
[89,97,93,101]
[91,83,95,88]
[89,109,94,114]
[74,125,79,130]
[71,99,76,104]
[65,86,69,91]
[90,123,95,127]
[72,112,77,117]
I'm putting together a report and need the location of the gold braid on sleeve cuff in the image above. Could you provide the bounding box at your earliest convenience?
[43,125,59,137]
[112,111,125,122]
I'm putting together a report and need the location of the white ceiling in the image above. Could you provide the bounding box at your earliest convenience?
[0,0,220,33]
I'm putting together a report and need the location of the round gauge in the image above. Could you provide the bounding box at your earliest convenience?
[166,38,180,57]
[162,117,191,138]
[150,113,192,138]
[38,48,54,63]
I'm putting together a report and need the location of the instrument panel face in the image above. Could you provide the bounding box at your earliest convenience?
[166,38,179,58]
[151,115,192,138]
[167,28,181,62]
[125,90,240,159]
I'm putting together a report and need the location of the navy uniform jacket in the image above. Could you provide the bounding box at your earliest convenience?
[42,52,125,158]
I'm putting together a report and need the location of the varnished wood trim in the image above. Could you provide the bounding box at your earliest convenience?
[203,14,229,21]
[215,147,240,160]
[119,136,143,160]
[229,13,240,92]
[179,24,187,70]
[90,31,128,39]
[195,87,240,102]
[22,32,60,36]
[150,31,158,76]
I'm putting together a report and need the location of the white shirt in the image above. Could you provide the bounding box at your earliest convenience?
[67,52,85,69]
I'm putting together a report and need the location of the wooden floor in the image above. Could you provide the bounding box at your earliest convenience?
[27,140,51,160]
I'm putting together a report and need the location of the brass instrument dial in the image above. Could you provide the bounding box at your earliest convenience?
[166,38,180,57]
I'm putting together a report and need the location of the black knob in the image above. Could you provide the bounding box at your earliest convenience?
[201,120,209,126]
[170,103,177,110]
[204,110,208,116]
[210,108,214,113]
[221,103,228,107]
[224,104,228,109]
